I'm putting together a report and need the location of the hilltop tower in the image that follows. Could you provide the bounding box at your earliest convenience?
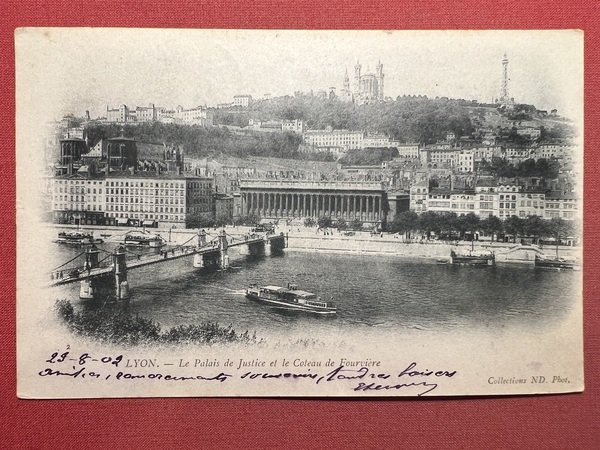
[354,60,362,92]
[343,68,350,91]
[498,52,514,107]
[376,59,384,101]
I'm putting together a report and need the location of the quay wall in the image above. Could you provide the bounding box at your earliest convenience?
[47,224,581,262]
[286,235,580,261]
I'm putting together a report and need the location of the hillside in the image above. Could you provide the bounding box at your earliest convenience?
[214,94,576,145]
[84,122,334,162]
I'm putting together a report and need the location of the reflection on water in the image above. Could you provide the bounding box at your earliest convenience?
[52,241,578,337]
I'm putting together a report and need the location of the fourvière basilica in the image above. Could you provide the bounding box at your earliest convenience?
[339,59,385,105]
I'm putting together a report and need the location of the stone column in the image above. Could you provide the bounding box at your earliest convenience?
[359,196,363,221]
[292,194,297,217]
[333,195,337,217]
[319,194,323,217]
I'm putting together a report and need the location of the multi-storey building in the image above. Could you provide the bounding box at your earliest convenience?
[51,172,106,225]
[409,182,428,213]
[233,95,253,107]
[104,172,214,228]
[172,105,213,125]
[362,134,393,148]
[497,184,519,219]
[533,143,574,160]
[449,191,476,215]
[395,143,420,159]
[470,146,501,162]
[426,190,452,214]
[458,150,474,173]
[544,192,578,221]
[422,148,460,168]
[105,104,212,126]
[474,178,498,218]
[281,119,304,134]
[502,146,533,164]
[515,190,546,218]
[516,126,541,139]
[303,128,364,151]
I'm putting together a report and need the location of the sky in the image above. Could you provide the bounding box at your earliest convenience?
[15,29,583,122]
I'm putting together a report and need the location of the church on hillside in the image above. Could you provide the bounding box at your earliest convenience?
[339,59,385,105]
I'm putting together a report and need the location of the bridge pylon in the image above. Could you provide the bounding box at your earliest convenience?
[79,245,101,299]
[219,229,229,269]
[113,245,130,300]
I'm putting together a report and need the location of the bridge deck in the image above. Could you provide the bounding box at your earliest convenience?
[47,234,282,288]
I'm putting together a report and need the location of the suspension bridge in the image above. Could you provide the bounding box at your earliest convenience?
[47,229,287,300]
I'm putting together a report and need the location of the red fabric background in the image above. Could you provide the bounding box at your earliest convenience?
[1,1,598,448]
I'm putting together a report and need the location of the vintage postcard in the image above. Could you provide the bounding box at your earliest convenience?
[16,29,583,398]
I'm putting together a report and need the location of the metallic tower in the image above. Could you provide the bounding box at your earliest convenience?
[500,52,510,104]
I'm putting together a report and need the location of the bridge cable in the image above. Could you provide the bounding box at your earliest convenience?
[52,251,87,271]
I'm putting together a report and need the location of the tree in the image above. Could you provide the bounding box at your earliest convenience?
[547,217,573,242]
[390,211,419,237]
[504,215,525,243]
[456,213,480,239]
[418,211,443,237]
[523,215,550,243]
[481,216,503,241]
[436,212,458,238]
[186,214,215,229]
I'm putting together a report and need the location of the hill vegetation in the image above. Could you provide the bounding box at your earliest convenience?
[215,94,476,144]
[84,122,333,161]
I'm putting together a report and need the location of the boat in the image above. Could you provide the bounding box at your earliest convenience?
[122,231,164,248]
[245,283,337,315]
[57,231,103,245]
[534,255,579,270]
[450,241,495,266]
[535,237,580,270]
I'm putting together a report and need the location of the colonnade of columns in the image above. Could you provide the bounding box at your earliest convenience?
[241,191,383,222]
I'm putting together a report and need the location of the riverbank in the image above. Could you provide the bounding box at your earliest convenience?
[46,223,581,262]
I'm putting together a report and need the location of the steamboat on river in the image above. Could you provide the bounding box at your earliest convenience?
[57,231,103,246]
[122,231,164,248]
[449,249,495,266]
[245,283,337,315]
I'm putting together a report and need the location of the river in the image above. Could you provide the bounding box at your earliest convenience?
[51,238,579,339]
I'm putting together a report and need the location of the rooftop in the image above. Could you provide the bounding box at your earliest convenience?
[106,171,208,180]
